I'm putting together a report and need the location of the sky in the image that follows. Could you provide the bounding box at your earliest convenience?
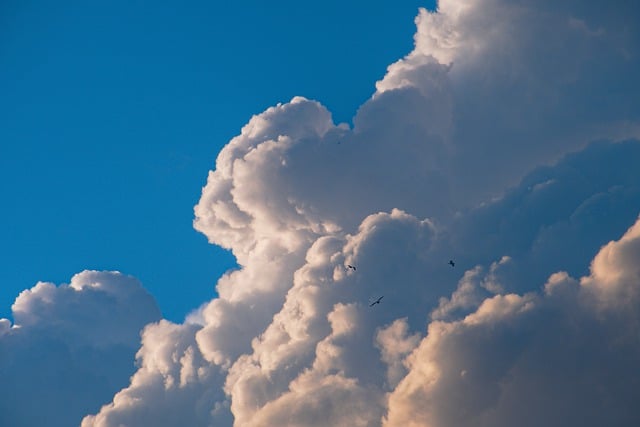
[2,1,640,426]
[1,0,429,322]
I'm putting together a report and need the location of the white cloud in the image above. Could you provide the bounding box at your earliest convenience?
[192,1,640,249]
[582,215,640,310]
[378,1,640,208]
[0,271,161,427]
[3,0,636,426]
[375,318,422,388]
[81,320,232,427]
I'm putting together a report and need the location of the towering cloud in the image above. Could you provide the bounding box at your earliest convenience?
[3,0,640,426]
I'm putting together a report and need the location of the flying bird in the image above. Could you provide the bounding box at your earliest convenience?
[369,296,384,307]
[448,260,455,267]
[347,264,356,271]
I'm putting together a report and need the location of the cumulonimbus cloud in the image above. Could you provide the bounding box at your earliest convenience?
[85,1,640,425]
[5,0,640,426]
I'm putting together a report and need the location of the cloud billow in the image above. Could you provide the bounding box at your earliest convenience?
[0,271,161,427]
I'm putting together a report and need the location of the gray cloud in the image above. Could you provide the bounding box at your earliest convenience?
[442,139,640,294]
[386,217,640,427]
[0,271,161,427]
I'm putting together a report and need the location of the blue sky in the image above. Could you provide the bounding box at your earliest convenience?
[0,0,432,322]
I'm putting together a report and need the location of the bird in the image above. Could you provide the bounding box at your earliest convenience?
[448,260,455,267]
[347,264,357,271]
[369,296,384,307]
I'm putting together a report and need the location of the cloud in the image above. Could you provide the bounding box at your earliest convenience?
[443,139,640,294]
[0,270,161,427]
[86,133,640,426]
[2,0,635,426]
[193,1,640,253]
[385,216,640,427]
[378,0,640,207]
[223,210,438,426]
[81,320,232,427]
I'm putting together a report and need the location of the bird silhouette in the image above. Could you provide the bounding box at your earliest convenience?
[369,296,384,307]
[347,264,356,271]
[448,260,455,267]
